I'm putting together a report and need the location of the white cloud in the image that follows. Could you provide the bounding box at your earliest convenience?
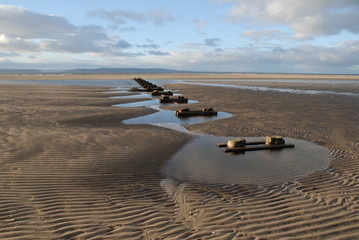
[0,34,39,52]
[0,5,131,55]
[151,40,359,73]
[228,0,359,39]
[0,5,75,39]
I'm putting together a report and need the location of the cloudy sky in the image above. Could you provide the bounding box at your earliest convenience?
[1,0,359,73]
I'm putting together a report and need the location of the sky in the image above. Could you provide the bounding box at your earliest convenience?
[0,0,359,74]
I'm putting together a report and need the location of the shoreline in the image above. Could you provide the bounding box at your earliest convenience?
[1,72,359,80]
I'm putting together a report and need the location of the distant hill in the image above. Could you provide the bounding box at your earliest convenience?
[0,69,43,74]
[0,68,191,74]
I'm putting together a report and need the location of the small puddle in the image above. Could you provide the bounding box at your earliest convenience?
[162,136,332,186]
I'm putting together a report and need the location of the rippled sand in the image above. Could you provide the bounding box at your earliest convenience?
[0,74,358,239]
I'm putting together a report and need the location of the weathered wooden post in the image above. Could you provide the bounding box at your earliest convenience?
[265,136,285,145]
[227,138,246,149]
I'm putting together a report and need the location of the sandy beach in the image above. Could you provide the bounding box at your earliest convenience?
[1,74,358,239]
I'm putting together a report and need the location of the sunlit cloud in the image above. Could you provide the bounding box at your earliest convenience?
[228,0,359,39]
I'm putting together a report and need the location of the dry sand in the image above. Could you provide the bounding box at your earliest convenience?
[0,74,358,239]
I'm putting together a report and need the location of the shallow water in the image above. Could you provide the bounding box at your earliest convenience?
[123,108,232,133]
[185,82,359,97]
[186,79,359,84]
[162,136,332,185]
[115,99,198,108]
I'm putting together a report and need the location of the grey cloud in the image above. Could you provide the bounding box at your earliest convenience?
[272,46,286,53]
[204,38,221,47]
[228,0,359,39]
[136,44,160,49]
[87,8,174,27]
[148,9,174,25]
[0,51,19,57]
[181,38,222,49]
[116,39,132,49]
[87,9,145,25]
[40,25,111,53]
[41,38,101,53]
[242,29,289,41]
[148,50,170,56]
[193,19,207,30]
[116,51,146,57]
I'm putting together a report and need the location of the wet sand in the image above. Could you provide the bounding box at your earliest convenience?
[1,74,358,239]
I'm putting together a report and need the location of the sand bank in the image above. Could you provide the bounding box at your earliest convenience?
[0,77,358,239]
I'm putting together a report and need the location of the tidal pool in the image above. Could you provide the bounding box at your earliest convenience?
[162,136,332,186]
[115,99,198,108]
[123,108,232,133]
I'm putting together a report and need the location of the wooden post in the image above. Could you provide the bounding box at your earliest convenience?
[265,136,285,145]
[227,138,246,149]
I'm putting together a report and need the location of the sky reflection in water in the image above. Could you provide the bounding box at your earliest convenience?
[162,136,332,186]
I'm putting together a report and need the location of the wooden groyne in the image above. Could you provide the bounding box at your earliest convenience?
[151,90,173,96]
[176,108,218,117]
[217,136,294,153]
[132,78,164,92]
[160,96,188,104]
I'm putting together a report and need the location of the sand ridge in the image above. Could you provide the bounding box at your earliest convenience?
[0,76,359,239]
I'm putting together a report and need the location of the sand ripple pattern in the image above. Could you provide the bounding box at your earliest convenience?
[1,83,359,239]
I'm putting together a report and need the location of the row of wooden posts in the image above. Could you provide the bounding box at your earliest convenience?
[131,78,295,153]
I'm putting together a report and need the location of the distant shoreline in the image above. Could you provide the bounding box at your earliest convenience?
[1,72,359,80]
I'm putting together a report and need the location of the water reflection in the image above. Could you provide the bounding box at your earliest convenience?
[162,136,331,185]
[115,99,198,108]
[186,82,359,97]
[123,109,232,133]
[187,79,359,84]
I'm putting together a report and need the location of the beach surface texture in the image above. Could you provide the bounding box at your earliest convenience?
[0,73,358,239]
